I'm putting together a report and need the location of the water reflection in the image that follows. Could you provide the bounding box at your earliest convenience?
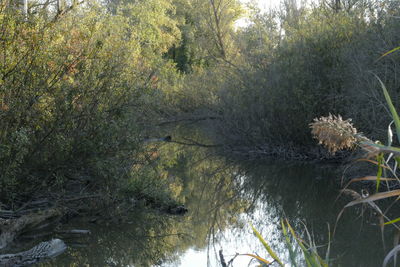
[239,162,385,267]
[41,147,391,266]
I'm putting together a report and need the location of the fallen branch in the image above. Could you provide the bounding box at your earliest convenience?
[0,239,67,266]
[0,209,60,249]
[157,116,221,126]
[170,137,221,148]
[56,229,91,235]
[63,194,101,202]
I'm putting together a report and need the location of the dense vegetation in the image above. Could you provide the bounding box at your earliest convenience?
[1,0,400,241]
[173,0,400,159]
[0,0,183,205]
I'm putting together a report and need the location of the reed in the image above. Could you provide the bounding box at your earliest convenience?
[310,114,358,154]
[236,221,330,266]
[310,71,400,266]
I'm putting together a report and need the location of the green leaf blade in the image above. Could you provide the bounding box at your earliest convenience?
[250,224,284,266]
[374,75,400,144]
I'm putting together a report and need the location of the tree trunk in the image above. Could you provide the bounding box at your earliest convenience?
[22,0,28,17]
[209,0,226,59]
[335,0,341,12]
[57,0,65,14]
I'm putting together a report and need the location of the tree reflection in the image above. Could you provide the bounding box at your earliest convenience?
[41,148,390,267]
[238,161,388,267]
[40,145,249,266]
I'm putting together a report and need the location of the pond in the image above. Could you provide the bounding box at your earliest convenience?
[31,152,390,267]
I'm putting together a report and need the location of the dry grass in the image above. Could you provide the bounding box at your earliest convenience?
[310,114,359,154]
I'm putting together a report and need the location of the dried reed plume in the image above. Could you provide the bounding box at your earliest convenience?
[310,114,358,154]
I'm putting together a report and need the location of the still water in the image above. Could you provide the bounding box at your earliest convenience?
[39,158,389,267]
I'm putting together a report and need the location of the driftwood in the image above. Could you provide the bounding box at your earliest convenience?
[0,192,102,253]
[56,229,91,235]
[0,239,67,267]
[0,209,60,249]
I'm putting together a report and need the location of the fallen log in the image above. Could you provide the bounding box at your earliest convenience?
[0,209,60,249]
[56,229,91,235]
[0,239,67,266]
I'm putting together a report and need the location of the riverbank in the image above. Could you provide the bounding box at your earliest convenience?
[0,166,187,256]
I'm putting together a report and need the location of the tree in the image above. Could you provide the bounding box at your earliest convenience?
[168,0,242,72]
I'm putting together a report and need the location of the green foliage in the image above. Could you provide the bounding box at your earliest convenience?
[247,221,329,267]
[251,223,284,266]
[120,159,178,208]
[170,1,400,157]
[0,1,181,204]
[167,0,243,72]
[375,74,400,144]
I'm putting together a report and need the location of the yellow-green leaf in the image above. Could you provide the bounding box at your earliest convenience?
[250,224,284,266]
[384,217,400,225]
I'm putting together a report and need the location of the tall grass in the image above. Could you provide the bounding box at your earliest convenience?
[310,68,400,266]
[233,221,330,266]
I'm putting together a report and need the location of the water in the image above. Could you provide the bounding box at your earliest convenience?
[36,157,390,266]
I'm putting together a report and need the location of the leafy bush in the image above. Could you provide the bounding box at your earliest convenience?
[172,1,400,157]
[0,1,179,204]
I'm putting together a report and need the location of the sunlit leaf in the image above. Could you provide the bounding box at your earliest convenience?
[388,121,394,147]
[240,253,271,265]
[250,224,284,266]
[281,219,298,267]
[377,46,400,61]
[374,74,400,144]
[343,176,396,190]
[344,190,400,208]
[285,220,327,267]
[384,217,400,225]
